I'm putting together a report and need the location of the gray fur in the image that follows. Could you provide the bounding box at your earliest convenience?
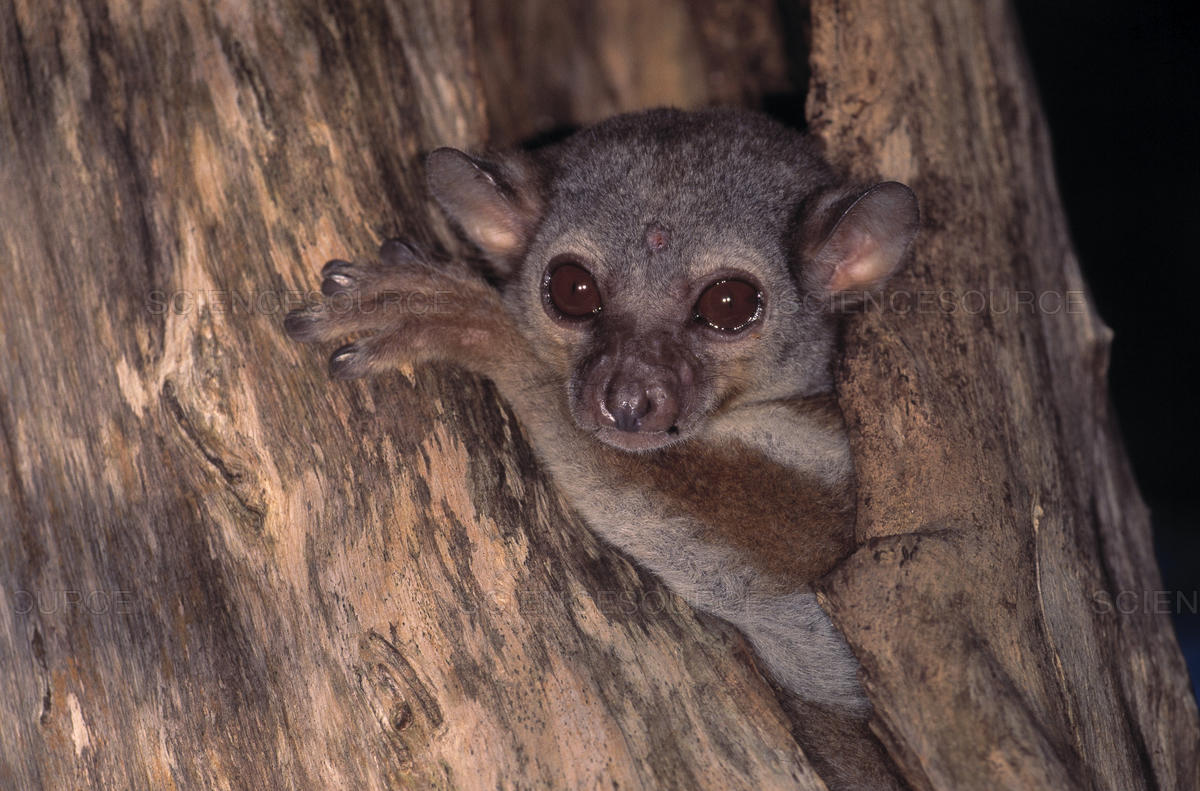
[510,109,846,404]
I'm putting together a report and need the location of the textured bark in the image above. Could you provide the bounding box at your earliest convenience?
[0,1,1194,791]
[806,2,1199,788]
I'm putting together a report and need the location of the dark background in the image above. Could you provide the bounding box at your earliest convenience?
[1011,0,1199,700]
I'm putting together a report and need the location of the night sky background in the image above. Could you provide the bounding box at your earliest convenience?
[1011,0,1199,701]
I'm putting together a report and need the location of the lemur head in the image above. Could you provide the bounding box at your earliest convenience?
[428,108,918,452]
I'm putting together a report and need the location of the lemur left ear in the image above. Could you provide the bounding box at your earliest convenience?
[801,182,919,300]
[426,148,545,276]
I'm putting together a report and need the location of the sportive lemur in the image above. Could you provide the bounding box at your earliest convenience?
[286,107,918,786]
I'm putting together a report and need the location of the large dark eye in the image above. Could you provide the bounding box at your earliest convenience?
[545,258,602,318]
[694,279,761,332]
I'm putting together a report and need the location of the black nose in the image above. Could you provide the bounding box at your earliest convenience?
[605,376,676,433]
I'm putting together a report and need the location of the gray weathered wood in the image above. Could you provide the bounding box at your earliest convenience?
[0,1,820,788]
[1,0,1195,789]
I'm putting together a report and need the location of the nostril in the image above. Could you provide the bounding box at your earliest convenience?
[645,384,669,411]
[612,403,641,432]
[639,383,680,433]
[607,382,651,433]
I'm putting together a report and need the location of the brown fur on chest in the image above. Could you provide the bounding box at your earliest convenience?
[610,432,856,588]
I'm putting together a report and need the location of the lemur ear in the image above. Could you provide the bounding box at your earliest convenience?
[801,182,919,302]
[426,148,544,273]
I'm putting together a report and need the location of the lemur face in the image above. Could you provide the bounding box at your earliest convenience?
[427,108,918,452]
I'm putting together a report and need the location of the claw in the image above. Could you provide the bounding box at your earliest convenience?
[329,343,365,379]
[321,272,355,296]
[321,259,354,277]
[284,309,322,342]
[380,238,420,267]
[320,260,359,296]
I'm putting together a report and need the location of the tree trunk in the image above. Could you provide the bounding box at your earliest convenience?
[0,1,1194,790]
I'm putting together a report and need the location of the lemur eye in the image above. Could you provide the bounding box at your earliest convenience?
[695,279,762,332]
[545,257,602,318]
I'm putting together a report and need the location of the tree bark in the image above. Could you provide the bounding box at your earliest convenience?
[806,3,1199,788]
[0,1,1194,790]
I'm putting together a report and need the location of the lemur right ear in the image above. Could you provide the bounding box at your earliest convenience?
[426,148,545,274]
[798,181,919,305]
